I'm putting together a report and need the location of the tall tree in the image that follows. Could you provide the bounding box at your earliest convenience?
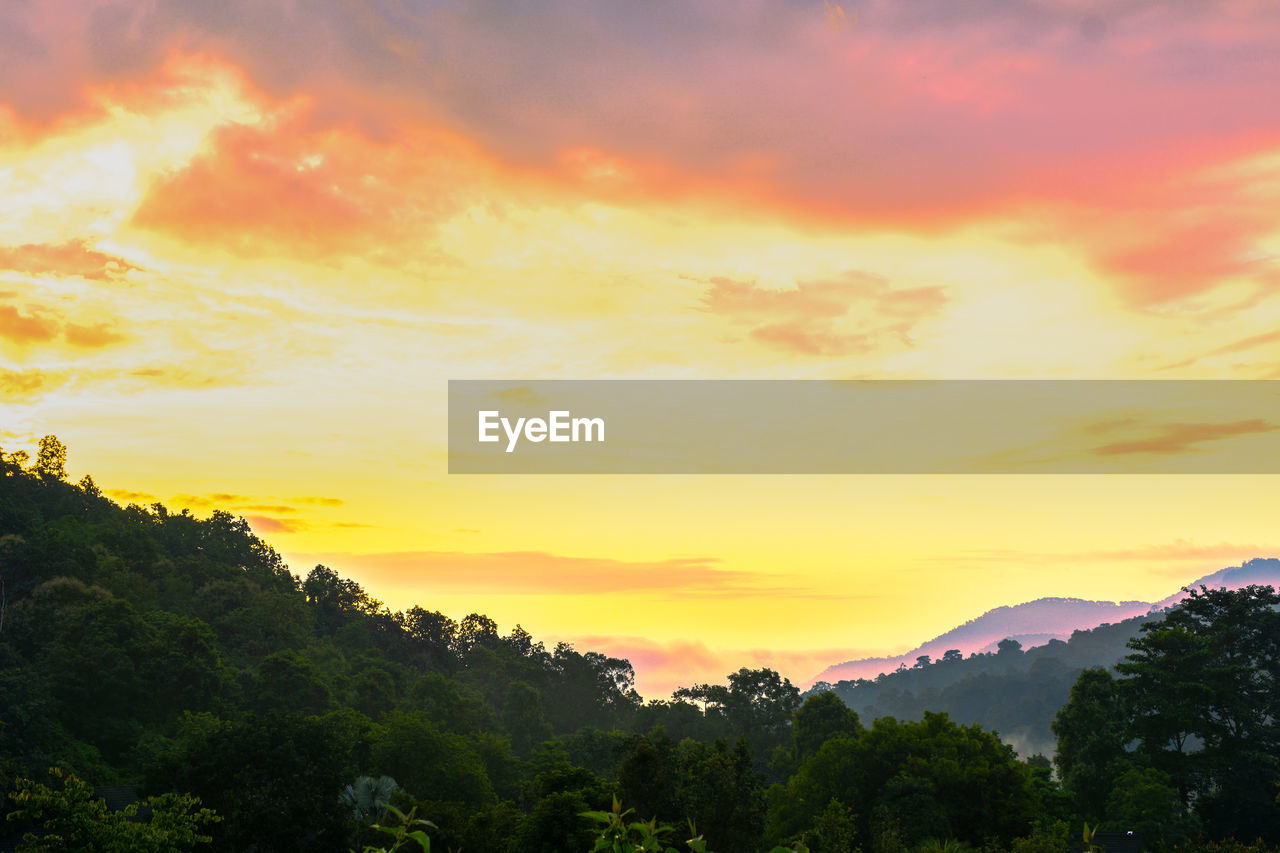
[1116,584,1280,841]
[1051,668,1132,821]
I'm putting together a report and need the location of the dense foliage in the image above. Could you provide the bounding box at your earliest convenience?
[822,620,1150,758]
[1,438,1277,852]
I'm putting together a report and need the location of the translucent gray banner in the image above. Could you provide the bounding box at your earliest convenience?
[448,380,1280,473]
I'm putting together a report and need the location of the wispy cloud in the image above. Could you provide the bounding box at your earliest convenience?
[294,549,812,598]
[1092,419,1278,456]
[700,272,945,357]
[288,495,345,507]
[104,488,158,503]
[934,540,1280,567]
[0,367,65,398]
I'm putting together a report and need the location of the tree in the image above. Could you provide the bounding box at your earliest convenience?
[453,612,500,655]
[774,713,1036,850]
[792,691,862,760]
[6,767,218,852]
[1051,668,1131,821]
[151,712,364,852]
[369,712,494,807]
[997,638,1023,657]
[676,668,800,759]
[1116,584,1280,841]
[35,436,67,481]
[501,680,552,756]
[1105,767,1199,851]
[341,775,400,822]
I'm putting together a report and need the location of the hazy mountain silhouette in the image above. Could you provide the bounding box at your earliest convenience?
[810,557,1280,686]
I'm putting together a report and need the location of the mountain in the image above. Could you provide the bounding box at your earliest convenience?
[809,557,1280,687]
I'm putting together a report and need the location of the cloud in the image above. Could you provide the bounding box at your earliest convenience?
[700,272,946,357]
[129,106,485,258]
[0,241,138,281]
[0,305,59,343]
[170,493,349,515]
[64,321,128,348]
[551,635,871,699]
[936,540,1280,567]
[104,488,158,503]
[125,364,245,390]
[0,299,127,350]
[7,1,1280,228]
[170,492,253,508]
[244,514,307,534]
[1092,419,1278,456]
[293,549,807,597]
[1162,329,1280,371]
[0,368,64,398]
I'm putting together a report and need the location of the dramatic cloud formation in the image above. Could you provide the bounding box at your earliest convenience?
[4,1,1280,692]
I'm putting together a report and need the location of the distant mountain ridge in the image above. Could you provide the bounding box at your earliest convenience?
[810,557,1280,686]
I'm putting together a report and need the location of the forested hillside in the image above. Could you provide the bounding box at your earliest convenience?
[818,617,1150,757]
[2,438,1277,852]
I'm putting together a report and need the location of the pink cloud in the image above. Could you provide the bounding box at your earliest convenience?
[4,2,1279,319]
[551,635,868,700]
[3,3,1277,221]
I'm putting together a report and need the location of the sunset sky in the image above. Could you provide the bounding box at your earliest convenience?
[3,0,1280,696]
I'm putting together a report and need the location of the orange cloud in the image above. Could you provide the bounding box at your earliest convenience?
[701,273,946,357]
[295,550,807,597]
[105,488,158,503]
[0,305,59,343]
[1092,419,1278,456]
[0,298,127,350]
[64,322,128,348]
[170,493,253,508]
[126,364,245,390]
[130,105,490,259]
[0,368,64,398]
[0,241,137,281]
[245,515,307,534]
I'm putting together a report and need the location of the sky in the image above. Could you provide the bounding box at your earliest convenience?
[2,0,1280,697]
